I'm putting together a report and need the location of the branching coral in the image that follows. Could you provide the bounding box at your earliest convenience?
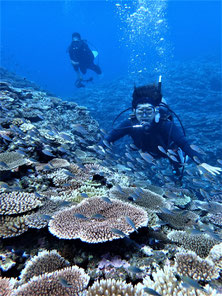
[86,278,143,296]
[14,266,89,296]
[48,197,148,243]
[139,264,217,296]
[19,250,70,283]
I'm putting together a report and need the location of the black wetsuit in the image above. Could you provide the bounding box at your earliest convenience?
[105,117,203,177]
[68,40,101,75]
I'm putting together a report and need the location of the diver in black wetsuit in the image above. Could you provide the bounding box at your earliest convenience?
[102,77,221,181]
[68,32,102,88]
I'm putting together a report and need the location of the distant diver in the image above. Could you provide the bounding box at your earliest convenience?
[98,76,221,183]
[68,32,102,88]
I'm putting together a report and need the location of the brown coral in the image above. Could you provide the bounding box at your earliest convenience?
[157,211,198,230]
[48,197,148,243]
[167,230,219,258]
[87,278,143,296]
[0,192,43,215]
[0,215,29,239]
[0,277,13,296]
[14,266,89,296]
[0,151,29,171]
[109,186,170,212]
[175,250,220,281]
[19,250,70,283]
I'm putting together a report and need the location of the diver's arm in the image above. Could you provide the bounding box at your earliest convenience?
[105,120,132,144]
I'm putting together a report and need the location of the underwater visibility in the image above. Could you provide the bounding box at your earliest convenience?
[0,0,222,295]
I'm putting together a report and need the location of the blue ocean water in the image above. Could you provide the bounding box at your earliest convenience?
[1,0,221,98]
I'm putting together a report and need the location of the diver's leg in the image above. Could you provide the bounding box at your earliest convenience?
[88,63,102,75]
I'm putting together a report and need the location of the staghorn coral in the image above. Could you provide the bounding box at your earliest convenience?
[0,215,29,239]
[19,250,70,283]
[109,186,170,212]
[48,197,148,243]
[0,277,13,296]
[167,230,219,258]
[139,264,217,296]
[0,191,43,215]
[0,151,29,171]
[86,278,143,296]
[157,211,199,230]
[175,250,220,281]
[14,266,89,296]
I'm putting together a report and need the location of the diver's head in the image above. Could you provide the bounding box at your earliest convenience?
[135,103,156,128]
[132,83,162,126]
[72,32,81,42]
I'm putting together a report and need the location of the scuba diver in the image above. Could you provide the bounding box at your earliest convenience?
[99,76,221,182]
[68,32,102,88]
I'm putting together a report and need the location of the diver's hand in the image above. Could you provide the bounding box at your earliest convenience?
[198,163,222,176]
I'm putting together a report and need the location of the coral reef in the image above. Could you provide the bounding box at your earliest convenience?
[0,152,29,171]
[0,215,29,239]
[139,264,218,296]
[19,250,70,283]
[167,230,219,258]
[48,197,148,243]
[0,192,43,215]
[157,211,198,230]
[86,278,143,296]
[175,250,220,281]
[13,266,90,296]
[109,186,170,212]
[0,277,13,296]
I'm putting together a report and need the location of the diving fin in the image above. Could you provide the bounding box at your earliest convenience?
[92,50,99,58]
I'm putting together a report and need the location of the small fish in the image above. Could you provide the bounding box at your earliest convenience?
[115,185,126,195]
[100,128,107,135]
[58,277,72,288]
[80,193,88,198]
[125,152,134,162]
[125,216,138,233]
[143,287,162,296]
[0,134,12,141]
[140,152,154,164]
[128,266,143,274]
[157,145,167,155]
[103,140,112,149]
[0,182,9,189]
[160,207,173,215]
[199,188,209,199]
[91,214,106,219]
[186,228,203,236]
[111,228,128,238]
[190,144,206,155]
[62,183,72,187]
[167,149,177,156]
[72,124,88,135]
[58,146,69,153]
[74,213,88,220]
[167,154,179,162]
[0,161,9,168]
[60,133,73,142]
[193,156,201,164]
[163,191,178,199]
[41,214,53,221]
[58,201,72,207]
[42,149,54,157]
[63,170,76,177]
[101,196,112,204]
[43,165,53,171]
[180,275,206,291]
[217,159,222,165]
[129,143,138,150]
